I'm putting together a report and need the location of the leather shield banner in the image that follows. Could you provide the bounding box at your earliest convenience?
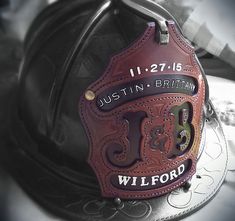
[79,21,205,199]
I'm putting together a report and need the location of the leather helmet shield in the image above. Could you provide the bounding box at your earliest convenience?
[1,1,228,220]
[79,22,205,199]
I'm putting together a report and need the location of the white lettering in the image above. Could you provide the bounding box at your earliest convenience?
[98,99,104,107]
[170,170,178,180]
[141,177,149,186]
[118,175,131,186]
[129,86,134,93]
[155,80,162,87]
[103,96,112,104]
[185,82,190,90]
[160,173,169,183]
[130,68,135,77]
[151,175,159,185]
[191,84,196,92]
[115,163,187,189]
[131,177,137,186]
[181,80,186,89]
[130,63,184,79]
[120,88,127,96]
[112,92,120,101]
[163,80,170,88]
[135,84,144,92]
[177,164,185,176]
[175,79,181,88]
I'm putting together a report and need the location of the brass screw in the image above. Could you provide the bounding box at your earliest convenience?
[85,90,96,101]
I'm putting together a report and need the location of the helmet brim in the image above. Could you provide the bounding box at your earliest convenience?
[0,99,227,221]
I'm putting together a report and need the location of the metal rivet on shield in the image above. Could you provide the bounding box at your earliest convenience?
[85,90,96,101]
[114,198,122,207]
[183,180,192,191]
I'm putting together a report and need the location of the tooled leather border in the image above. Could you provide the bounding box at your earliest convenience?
[79,22,205,199]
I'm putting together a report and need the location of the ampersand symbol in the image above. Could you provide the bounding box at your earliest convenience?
[150,125,167,151]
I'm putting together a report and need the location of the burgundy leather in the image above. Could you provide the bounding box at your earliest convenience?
[79,21,205,199]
